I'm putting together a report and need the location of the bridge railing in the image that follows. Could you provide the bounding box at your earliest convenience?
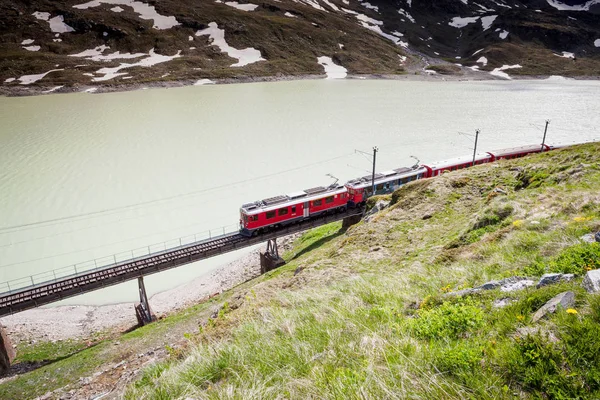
[0,223,240,296]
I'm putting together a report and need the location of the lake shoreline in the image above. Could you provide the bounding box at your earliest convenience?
[2,71,598,97]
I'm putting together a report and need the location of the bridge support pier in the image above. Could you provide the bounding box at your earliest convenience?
[0,324,15,375]
[134,277,156,327]
[342,213,362,230]
[260,238,285,274]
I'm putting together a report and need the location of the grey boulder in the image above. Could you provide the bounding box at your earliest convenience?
[582,269,600,293]
[532,291,575,322]
[537,273,575,288]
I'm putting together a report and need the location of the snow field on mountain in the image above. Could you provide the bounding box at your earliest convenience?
[317,56,347,79]
[490,64,522,79]
[17,69,64,85]
[216,1,259,12]
[73,0,180,30]
[196,22,265,67]
[32,12,75,33]
[92,49,182,81]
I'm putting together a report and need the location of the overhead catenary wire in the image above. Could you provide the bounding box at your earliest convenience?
[0,152,356,234]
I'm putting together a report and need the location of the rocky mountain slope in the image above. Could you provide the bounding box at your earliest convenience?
[1,0,600,94]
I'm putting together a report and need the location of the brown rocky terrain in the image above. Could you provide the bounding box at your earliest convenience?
[1,0,599,95]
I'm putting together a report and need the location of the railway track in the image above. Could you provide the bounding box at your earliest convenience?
[0,209,363,317]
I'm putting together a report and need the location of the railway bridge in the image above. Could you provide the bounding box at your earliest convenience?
[0,209,363,320]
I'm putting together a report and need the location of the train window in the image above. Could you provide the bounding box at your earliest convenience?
[249,215,258,222]
[278,208,288,216]
[376,184,383,190]
[266,211,276,219]
[325,196,334,204]
[291,205,296,214]
[314,199,322,206]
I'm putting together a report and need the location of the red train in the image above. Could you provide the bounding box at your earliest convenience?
[239,143,555,236]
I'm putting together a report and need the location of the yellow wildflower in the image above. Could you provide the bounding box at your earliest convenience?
[573,216,591,223]
[566,309,578,315]
[517,315,524,321]
[512,220,524,228]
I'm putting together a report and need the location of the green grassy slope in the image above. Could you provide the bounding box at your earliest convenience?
[122,142,600,399]
[2,143,599,399]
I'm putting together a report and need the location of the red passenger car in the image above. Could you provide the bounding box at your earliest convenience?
[486,144,550,161]
[239,185,348,236]
[422,153,492,178]
[345,166,425,206]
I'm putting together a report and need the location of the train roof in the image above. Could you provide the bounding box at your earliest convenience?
[345,166,426,189]
[422,153,491,171]
[487,144,544,157]
[240,184,347,215]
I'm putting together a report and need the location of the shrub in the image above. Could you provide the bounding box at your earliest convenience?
[502,296,600,398]
[505,333,570,397]
[548,242,600,275]
[434,341,482,374]
[412,300,485,340]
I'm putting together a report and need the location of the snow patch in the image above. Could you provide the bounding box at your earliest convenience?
[449,16,480,28]
[4,78,16,83]
[284,12,296,17]
[73,0,180,30]
[398,8,416,23]
[338,43,344,49]
[490,64,522,79]
[545,75,571,81]
[294,0,326,11]
[111,6,124,12]
[21,39,35,45]
[481,15,497,30]
[546,0,600,11]
[322,0,340,11]
[472,48,484,56]
[33,12,75,33]
[196,22,265,67]
[356,14,405,46]
[83,87,98,93]
[595,39,600,47]
[317,56,347,79]
[23,45,41,52]
[221,1,259,11]
[476,56,488,66]
[555,51,575,59]
[18,69,63,85]
[69,45,146,62]
[42,85,64,93]
[92,49,181,81]
[475,2,496,12]
[194,79,215,85]
[499,30,509,39]
[360,2,379,12]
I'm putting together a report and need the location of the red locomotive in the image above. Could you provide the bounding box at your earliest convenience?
[240,185,348,236]
[239,143,555,236]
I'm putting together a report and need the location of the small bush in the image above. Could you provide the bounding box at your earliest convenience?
[548,242,600,275]
[434,341,482,374]
[505,333,570,397]
[412,300,485,340]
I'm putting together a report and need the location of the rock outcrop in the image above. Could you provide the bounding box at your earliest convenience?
[582,269,600,293]
[532,291,575,322]
[536,273,575,288]
[364,200,390,222]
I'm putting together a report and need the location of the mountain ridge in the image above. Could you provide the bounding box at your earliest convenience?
[1,0,599,94]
